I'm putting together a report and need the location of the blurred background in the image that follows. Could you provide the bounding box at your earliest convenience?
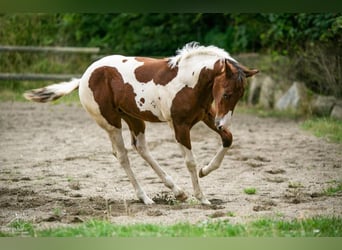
[0,13,341,118]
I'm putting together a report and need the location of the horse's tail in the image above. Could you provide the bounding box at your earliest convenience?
[23,78,80,103]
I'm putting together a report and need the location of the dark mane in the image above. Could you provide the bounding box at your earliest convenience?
[226,59,245,84]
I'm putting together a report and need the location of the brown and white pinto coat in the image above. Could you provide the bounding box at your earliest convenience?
[24,43,258,204]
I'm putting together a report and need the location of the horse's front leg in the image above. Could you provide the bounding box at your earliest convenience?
[172,122,211,205]
[199,112,233,178]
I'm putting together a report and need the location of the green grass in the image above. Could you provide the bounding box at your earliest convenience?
[236,105,303,120]
[244,187,257,195]
[3,217,341,237]
[301,118,342,143]
[7,219,36,237]
[323,181,342,196]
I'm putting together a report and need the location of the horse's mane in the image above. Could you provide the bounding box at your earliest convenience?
[168,42,237,68]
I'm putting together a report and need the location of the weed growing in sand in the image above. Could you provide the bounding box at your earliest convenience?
[8,219,36,236]
[53,207,62,217]
[323,181,342,196]
[226,211,235,217]
[288,182,303,189]
[244,187,257,195]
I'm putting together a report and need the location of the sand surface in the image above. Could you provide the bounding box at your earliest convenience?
[0,102,341,231]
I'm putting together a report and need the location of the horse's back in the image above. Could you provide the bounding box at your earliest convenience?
[78,55,171,126]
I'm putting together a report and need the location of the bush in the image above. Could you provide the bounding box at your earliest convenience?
[293,43,342,97]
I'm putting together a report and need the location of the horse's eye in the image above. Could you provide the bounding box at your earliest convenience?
[223,93,230,100]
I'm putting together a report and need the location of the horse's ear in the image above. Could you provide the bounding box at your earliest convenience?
[239,64,259,78]
[224,59,235,77]
[244,68,259,78]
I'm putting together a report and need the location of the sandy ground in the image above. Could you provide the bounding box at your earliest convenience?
[0,101,341,231]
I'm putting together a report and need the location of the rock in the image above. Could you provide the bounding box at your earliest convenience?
[248,75,262,105]
[259,76,276,109]
[330,100,342,120]
[248,74,276,108]
[311,95,336,117]
[275,82,308,111]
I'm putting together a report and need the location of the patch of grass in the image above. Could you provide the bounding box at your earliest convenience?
[248,217,342,237]
[236,104,303,120]
[226,211,235,217]
[301,117,342,143]
[8,219,36,236]
[244,187,257,195]
[53,207,62,217]
[3,217,341,237]
[0,231,11,237]
[323,181,342,196]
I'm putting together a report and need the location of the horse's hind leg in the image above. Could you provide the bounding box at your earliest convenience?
[123,116,187,202]
[107,126,154,205]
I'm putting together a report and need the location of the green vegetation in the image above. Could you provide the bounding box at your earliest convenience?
[2,14,339,57]
[0,13,341,98]
[323,181,342,196]
[2,217,341,237]
[226,211,236,217]
[8,219,36,237]
[301,118,342,143]
[244,187,257,195]
[236,104,303,120]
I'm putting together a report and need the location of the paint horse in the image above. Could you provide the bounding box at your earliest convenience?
[24,42,258,205]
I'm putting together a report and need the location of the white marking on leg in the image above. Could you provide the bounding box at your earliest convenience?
[179,144,210,205]
[133,133,187,201]
[108,128,154,205]
[199,146,228,177]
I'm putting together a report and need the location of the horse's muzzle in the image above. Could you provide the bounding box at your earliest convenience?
[215,111,232,130]
[215,118,223,130]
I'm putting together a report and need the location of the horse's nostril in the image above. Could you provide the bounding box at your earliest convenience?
[215,119,220,128]
[215,119,223,130]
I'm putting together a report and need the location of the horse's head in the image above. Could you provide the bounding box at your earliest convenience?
[213,59,258,130]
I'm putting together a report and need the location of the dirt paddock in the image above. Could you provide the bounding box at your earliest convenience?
[0,102,341,230]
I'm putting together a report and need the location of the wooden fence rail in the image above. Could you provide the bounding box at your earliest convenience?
[0,45,100,54]
[0,45,100,81]
[0,73,81,81]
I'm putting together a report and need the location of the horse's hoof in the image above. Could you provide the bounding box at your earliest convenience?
[175,192,188,202]
[201,198,211,205]
[141,196,155,205]
[199,168,205,178]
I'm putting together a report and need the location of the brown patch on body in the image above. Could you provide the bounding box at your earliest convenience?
[88,66,162,128]
[134,57,178,85]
